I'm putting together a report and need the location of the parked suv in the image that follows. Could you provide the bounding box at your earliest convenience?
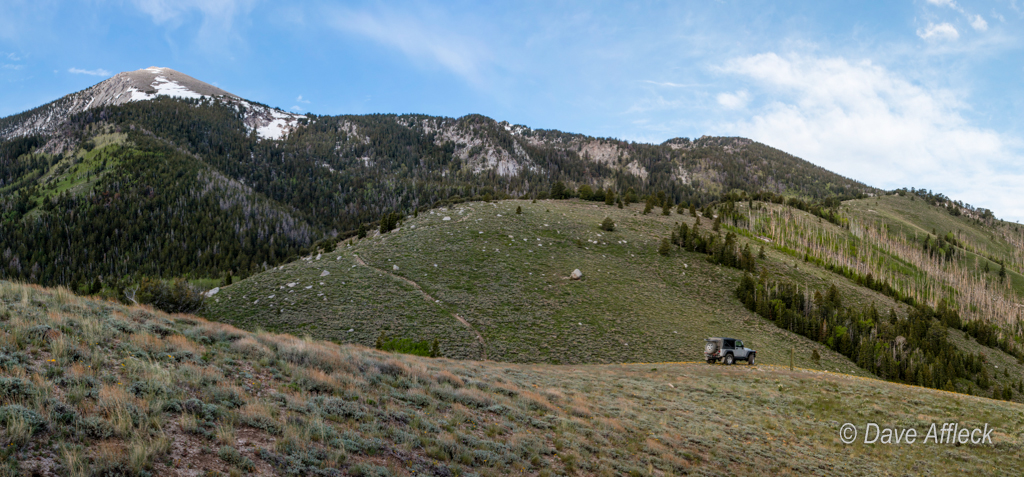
[704,337,755,365]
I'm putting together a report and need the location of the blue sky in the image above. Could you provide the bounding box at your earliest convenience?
[2,0,1023,221]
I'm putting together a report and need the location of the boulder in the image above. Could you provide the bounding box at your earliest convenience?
[570,269,583,280]
[320,270,330,277]
[204,287,220,298]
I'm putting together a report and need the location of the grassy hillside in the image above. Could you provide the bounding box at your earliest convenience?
[208,198,1024,399]
[207,199,894,372]
[1,281,1022,476]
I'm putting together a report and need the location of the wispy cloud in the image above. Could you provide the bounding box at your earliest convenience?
[296,95,310,104]
[642,80,706,88]
[324,6,490,85]
[917,23,959,41]
[716,52,1023,220]
[129,0,257,52]
[68,67,111,77]
[923,0,989,33]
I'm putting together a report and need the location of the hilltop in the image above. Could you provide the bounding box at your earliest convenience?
[206,196,1024,401]
[0,281,1020,476]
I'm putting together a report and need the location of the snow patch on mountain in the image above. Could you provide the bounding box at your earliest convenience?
[0,66,306,142]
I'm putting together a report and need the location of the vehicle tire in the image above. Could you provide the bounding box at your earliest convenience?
[707,359,714,364]
[748,353,755,366]
[704,342,717,354]
[724,354,734,365]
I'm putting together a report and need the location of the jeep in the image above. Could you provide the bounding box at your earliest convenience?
[704,337,756,365]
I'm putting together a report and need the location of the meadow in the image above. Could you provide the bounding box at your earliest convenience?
[0,281,1021,476]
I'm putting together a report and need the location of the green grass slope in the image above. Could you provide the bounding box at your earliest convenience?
[0,281,1022,476]
[207,199,910,373]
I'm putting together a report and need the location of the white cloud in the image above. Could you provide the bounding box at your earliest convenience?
[969,14,988,31]
[716,52,1024,221]
[643,80,705,88]
[129,0,257,51]
[325,7,490,84]
[925,0,956,7]
[716,91,750,110]
[917,23,959,41]
[296,95,310,104]
[290,105,303,111]
[68,67,111,77]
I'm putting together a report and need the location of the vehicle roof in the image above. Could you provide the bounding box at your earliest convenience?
[706,337,739,340]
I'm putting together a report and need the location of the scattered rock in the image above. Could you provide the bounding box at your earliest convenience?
[287,283,297,288]
[443,216,451,221]
[570,269,583,280]
[393,265,399,271]
[316,253,321,260]
[347,329,354,333]
[320,270,330,277]
[204,287,220,298]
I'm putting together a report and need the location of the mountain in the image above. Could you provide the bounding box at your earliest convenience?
[1,280,1020,475]
[0,66,304,145]
[0,67,879,292]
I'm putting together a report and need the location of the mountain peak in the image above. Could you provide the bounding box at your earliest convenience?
[0,66,302,143]
[100,67,238,103]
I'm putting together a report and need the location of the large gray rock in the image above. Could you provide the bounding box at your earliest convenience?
[570,269,583,280]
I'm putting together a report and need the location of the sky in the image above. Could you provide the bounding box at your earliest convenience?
[1,0,1023,221]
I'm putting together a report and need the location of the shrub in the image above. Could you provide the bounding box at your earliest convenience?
[135,278,205,314]
[377,337,434,357]
[0,404,47,436]
[0,377,35,402]
[219,446,256,472]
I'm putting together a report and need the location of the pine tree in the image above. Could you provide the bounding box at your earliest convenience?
[516,205,522,215]
[604,188,615,205]
[662,202,671,216]
[689,203,697,217]
[550,181,567,200]
[600,217,615,232]
[658,238,671,256]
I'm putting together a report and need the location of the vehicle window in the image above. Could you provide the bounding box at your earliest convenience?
[736,341,743,348]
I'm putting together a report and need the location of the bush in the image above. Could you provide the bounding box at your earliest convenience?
[0,377,35,402]
[218,446,256,472]
[0,404,47,435]
[376,337,435,357]
[136,278,205,314]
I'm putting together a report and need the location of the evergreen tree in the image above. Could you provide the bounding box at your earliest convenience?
[550,181,567,200]
[600,217,615,232]
[658,238,671,256]
[604,188,615,205]
[516,205,522,215]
